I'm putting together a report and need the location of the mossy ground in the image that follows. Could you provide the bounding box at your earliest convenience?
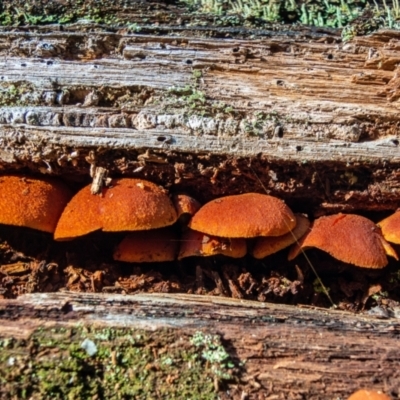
[1,326,237,399]
[0,0,399,36]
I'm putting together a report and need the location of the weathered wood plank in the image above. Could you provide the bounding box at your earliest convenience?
[0,124,399,161]
[1,29,400,159]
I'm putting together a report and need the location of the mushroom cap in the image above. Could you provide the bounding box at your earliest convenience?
[55,178,177,240]
[288,213,397,269]
[0,175,72,233]
[53,185,102,240]
[252,214,310,259]
[173,194,202,219]
[178,229,247,259]
[378,210,400,244]
[347,389,391,400]
[101,179,177,232]
[189,193,296,238]
[113,227,178,263]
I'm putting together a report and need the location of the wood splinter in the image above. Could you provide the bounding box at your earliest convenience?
[85,151,111,194]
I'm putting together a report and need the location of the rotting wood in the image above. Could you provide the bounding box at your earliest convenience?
[2,30,400,148]
[0,25,400,211]
[1,292,400,398]
[0,24,400,211]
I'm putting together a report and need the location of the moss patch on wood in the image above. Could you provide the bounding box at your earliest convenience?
[0,326,237,399]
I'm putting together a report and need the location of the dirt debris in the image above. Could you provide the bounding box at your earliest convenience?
[0,225,400,313]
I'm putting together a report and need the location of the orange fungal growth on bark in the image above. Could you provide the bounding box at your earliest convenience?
[378,210,400,244]
[178,228,247,259]
[252,214,310,259]
[54,178,177,240]
[0,175,72,233]
[288,213,398,268]
[189,193,296,238]
[113,227,178,263]
[347,389,391,400]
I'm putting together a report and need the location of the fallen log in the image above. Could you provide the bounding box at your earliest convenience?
[1,292,400,399]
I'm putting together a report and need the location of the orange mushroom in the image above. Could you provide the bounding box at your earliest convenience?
[114,227,178,263]
[178,228,247,259]
[378,210,400,244]
[0,175,72,233]
[54,178,177,240]
[189,193,296,238]
[252,214,310,259]
[289,213,398,269]
[53,184,102,240]
[347,389,391,400]
[173,194,201,225]
[173,194,201,219]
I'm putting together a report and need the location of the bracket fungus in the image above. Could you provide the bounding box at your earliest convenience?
[178,228,247,259]
[0,175,72,233]
[252,214,310,259]
[54,178,177,240]
[347,389,391,400]
[113,227,178,263]
[289,214,398,268]
[189,193,296,238]
[377,210,400,244]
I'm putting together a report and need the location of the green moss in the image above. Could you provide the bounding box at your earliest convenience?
[164,69,237,117]
[0,82,39,107]
[0,0,399,38]
[0,1,123,27]
[181,0,400,34]
[313,278,331,294]
[190,332,235,380]
[181,0,368,27]
[1,327,237,399]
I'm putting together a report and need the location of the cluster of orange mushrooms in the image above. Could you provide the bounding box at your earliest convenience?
[347,389,391,400]
[1,174,400,269]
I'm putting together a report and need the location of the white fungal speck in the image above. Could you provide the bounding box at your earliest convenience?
[81,338,97,356]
